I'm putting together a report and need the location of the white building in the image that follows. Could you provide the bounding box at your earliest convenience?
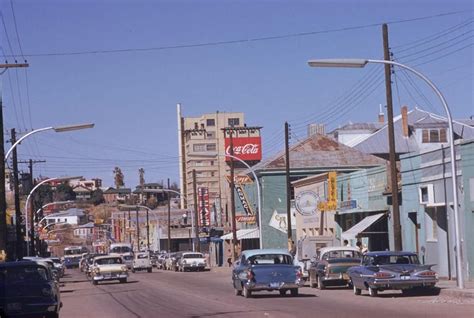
[44,208,86,226]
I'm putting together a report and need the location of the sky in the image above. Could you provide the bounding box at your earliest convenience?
[0,0,472,188]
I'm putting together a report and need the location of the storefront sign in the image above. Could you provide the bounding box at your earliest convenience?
[198,187,210,227]
[339,199,357,210]
[225,175,254,185]
[295,191,320,216]
[235,184,255,216]
[236,215,256,224]
[225,136,262,162]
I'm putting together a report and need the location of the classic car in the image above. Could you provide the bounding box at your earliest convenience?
[348,251,438,297]
[132,252,153,273]
[232,249,304,298]
[0,261,62,318]
[178,252,207,272]
[91,255,129,285]
[47,257,65,278]
[23,257,61,282]
[308,246,361,289]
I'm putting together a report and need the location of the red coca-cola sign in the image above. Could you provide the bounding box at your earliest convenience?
[225,137,262,162]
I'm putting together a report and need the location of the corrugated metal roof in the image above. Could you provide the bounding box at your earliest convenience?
[220,228,259,240]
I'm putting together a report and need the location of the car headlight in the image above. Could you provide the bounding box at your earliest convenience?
[121,266,128,272]
[93,268,100,274]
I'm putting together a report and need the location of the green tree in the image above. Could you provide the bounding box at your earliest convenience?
[113,167,125,188]
[90,189,105,206]
[54,183,76,202]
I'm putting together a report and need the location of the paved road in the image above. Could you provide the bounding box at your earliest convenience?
[60,268,473,318]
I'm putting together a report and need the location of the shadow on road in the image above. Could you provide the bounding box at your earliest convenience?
[95,280,140,286]
[249,293,317,299]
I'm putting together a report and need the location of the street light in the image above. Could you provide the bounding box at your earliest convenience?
[308,58,464,289]
[5,123,94,161]
[24,176,82,256]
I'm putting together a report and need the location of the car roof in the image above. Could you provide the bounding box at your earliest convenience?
[94,255,122,261]
[241,249,292,259]
[365,251,418,257]
[0,261,49,268]
[319,246,360,255]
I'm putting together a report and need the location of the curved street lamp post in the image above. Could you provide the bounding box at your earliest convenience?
[308,58,464,289]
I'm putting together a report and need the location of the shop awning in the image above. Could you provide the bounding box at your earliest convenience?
[220,228,259,240]
[342,213,385,240]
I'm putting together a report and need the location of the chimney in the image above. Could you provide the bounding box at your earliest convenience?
[378,104,385,123]
[401,106,409,137]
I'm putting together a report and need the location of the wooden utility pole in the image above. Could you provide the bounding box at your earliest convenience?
[383,23,402,251]
[284,122,293,250]
[167,178,171,252]
[135,207,140,251]
[11,129,23,259]
[0,63,29,260]
[229,130,238,262]
[192,170,200,252]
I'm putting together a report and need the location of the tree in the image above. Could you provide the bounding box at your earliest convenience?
[113,167,124,189]
[90,189,105,206]
[53,183,76,202]
[32,184,53,211]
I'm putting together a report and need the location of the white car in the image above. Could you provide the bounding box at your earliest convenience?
[91,255,128,285]
[132,252,152,273]
[178,252,207,272]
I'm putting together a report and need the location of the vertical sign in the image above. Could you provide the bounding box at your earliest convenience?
[327,171,337,210]
[198,187,210,227]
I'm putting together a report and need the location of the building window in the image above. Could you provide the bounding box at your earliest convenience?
[210,160,214,166]
[193,144,206,152]
[206,119,215,127]
[206,144,216,151]
[228,118,240,127]
[211,172,215,177]
[425,207,438,241]
[422,128,447,143]
[206,131,216,139]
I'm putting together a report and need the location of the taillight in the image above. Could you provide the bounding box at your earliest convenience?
[374,271,394,279]
[296,270,302,279]
[246,270,254,280]
[418,271,437,277]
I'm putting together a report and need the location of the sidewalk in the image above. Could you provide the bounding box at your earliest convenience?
[437,279,474,299]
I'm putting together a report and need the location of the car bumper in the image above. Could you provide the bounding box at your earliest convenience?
[322,273,351,284]
[370,278,438,289]
[245,279,304,291]
[4,301,60,316]
[93,273,128,281]
[182,264,206,269]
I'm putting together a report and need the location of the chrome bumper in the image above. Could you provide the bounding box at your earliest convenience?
[93,273,128,281]
[245,279,304,291]
[370,278,437,289]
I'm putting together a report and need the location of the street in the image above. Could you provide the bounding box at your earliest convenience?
[60,268,474,318]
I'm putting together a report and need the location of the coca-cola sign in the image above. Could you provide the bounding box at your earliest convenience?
[224,137,262,162]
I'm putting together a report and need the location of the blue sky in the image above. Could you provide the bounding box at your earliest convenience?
[0,0,472,187]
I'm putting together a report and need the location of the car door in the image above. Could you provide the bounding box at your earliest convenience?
[349,256,367,288]
[232,255,246,290]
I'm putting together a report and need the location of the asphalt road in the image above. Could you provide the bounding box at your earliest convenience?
[60,267,474,318]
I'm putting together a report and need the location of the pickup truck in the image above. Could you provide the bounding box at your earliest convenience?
[232,249,304,298]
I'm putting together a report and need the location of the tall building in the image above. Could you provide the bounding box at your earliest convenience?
[177,106,262,228]
[307,123,325,137]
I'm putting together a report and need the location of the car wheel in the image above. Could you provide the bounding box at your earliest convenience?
[48,313,59,318]
[290,289,299,297]
[119,278,127,284]
[243,285,252,298]
[279,290,287,296]
[131,269,135,273]
[317,276,325,290]
[352,282,361,295]
[368,286,378,297]
[92,280,98,286]
[147,268,152,273]
[234,287,242,296]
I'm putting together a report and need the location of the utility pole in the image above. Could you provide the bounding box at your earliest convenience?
[383,24,402,251]
[284,122,293,250]
[192,170,200,252]
[18,159,46,190]
[135,207,140,252]
[0,62,29,260]
[167,178,171,252]
[128,209,132,244]
[229,129,237,262]
[10,129,23,259]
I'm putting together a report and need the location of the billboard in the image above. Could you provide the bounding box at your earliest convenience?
[224,136,262,162]
[198,187,210,227]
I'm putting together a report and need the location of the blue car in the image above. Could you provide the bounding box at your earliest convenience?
[232,249,304,298]
[347,251,438,297]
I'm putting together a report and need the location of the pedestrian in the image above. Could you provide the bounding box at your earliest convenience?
[356,241,368,254]
[289,240,296,257]
[343,239,350,247]
[227,257,232,267]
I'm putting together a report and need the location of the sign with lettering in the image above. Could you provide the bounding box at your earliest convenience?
[225,136,262,162]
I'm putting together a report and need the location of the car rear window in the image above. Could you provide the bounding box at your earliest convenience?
[248,254,292,265]
[0,266,49,284]
[183,254,204,259]
[373,255,420,265]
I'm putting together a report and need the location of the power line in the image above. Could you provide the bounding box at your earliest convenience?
[3,10,471,58]
[9,0,24,58]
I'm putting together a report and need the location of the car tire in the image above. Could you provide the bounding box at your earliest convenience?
[48,313,59,318]
[279,290,287,296]
[119,278,127,283]
[243,285,252,298]
[132,269,135,273]
[352,282,361,295]
[147,268,152,273]
[92,280,98,286]
[290,289,299,297]
[317,276,325,290]
[368,286,378,297]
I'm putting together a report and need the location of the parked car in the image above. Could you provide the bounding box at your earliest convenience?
[178,252,206,272]
[132,252,153,273]
[0,261,62,318]
[348,251,438,297]
[164,252,181,271]
[47,257,65,278]
[156,253,167,270]
[91,255,129,285]
[232,249,304,298]
[308,246,361,289]
[23,257,61,282]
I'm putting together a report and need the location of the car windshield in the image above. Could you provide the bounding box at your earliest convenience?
[323,250,361,259]
[1,266,49,284]
[373,255,420,265]
[96,258,122,265]
[64,249,82,255]
[111,246,132,253]
[50,258,61,264]
[183,254,204,259]
[247,254,292,265]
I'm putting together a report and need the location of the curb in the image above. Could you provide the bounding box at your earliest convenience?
[439,288,474,299]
